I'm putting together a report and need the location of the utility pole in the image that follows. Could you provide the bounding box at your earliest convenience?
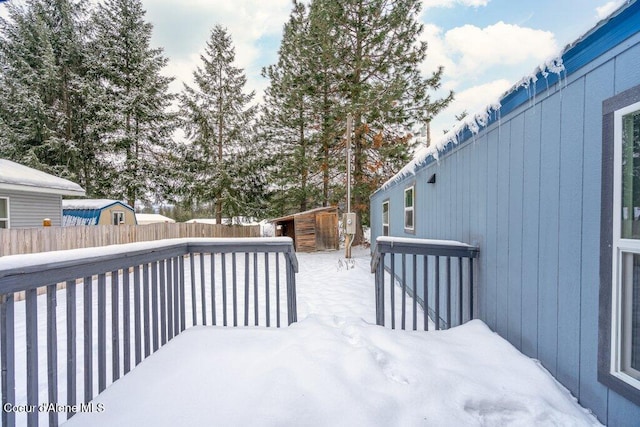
[345,114,354,258]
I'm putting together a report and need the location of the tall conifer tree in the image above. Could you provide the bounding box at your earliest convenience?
[0,0,105,192]
[91,0,176,206]
[261,1,318,215]
[315,0,453,242]
[179,25,257,223]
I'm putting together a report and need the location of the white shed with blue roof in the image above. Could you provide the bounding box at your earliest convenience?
[62,199,137,226]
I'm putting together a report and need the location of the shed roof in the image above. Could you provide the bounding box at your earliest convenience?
[62,199,135,226]
[0,159,85,196]
[136,213,176,225]
[62,199,134,211]
[270,206,338,223]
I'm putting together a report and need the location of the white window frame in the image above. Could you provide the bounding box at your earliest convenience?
[404,185,414,232]
[112,211,125,225]
[382,200,389,236]
[0,197,9,229]
[611,100,640,390]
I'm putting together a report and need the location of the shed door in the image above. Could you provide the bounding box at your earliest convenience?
[315,213,338,251]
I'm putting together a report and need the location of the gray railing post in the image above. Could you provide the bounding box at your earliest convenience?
[265,253,270,327]
[199,254,206,326]
[244,253,250,326]
[435,256,440,330]
[375,254,384,326]
[275,254,281,328]
[46,284,58,427]
[1,293,16,427]
[111,272,120,382]
[372,237,479,333]
[66,280,76,417]
[232,253,238,327]
[253,252,259,326]
[98,274,107,393]
[286,254,297,325]
[179,256,186,333]
[83,276,93,402]
[134,266,142,366]
[0,237,299,422]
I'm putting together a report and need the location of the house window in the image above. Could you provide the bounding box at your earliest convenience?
[611,101,640,389]
[0,197,9,229]
[382,200,389,236]
[112,211,125,225]
[601,86,640,406]
[404,186,414,232]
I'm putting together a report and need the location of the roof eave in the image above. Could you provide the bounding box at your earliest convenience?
[0,182,86,197]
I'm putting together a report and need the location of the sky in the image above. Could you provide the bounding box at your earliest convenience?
[0,0,629,140]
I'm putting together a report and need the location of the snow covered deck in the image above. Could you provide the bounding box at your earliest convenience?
[63,248,599,426]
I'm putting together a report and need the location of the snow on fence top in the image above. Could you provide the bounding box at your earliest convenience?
[376,0,634,193]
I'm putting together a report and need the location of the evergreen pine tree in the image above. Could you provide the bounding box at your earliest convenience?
[91,0,176,207]
[179,25,257,223]
[261,1,319,215]
[315,0,453,242]
[0,0,106,193]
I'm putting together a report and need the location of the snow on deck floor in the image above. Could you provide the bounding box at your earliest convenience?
[64,247,600,426]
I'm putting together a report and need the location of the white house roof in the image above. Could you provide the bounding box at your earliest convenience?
[62,199,134,211]
[136,213,176,225]
[0,159,85,196]
[185,218,223,225]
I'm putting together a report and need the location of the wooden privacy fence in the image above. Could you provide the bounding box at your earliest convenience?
[0,223,260,257]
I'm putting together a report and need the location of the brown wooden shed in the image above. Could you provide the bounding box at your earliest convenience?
[271,206,339,252]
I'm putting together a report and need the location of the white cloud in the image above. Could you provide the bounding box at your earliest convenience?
[145,0,292,99]
[445,22,557,76]
[421,21,558,79]
[595,0,625,20]
[422,0,489,9]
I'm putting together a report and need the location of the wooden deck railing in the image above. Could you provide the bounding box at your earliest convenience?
[371,236,479,331]
[0,238,297,427]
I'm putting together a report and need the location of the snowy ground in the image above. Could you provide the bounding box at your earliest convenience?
[2,246,600,426]
[54,247,601,427]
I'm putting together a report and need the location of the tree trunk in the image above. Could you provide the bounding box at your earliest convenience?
[300,101,308,212]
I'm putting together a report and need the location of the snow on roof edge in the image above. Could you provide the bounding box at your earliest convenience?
[374,0,637,195]
[0,159,85,195]
[62,199,134,211]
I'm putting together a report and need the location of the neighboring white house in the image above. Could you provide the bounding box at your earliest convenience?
[0,159,85,228]
[136,213,176,225]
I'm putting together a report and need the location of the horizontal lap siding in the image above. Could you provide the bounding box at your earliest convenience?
[0,190,62,228]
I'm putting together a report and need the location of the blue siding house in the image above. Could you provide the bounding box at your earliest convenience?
[370,2,640,425]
